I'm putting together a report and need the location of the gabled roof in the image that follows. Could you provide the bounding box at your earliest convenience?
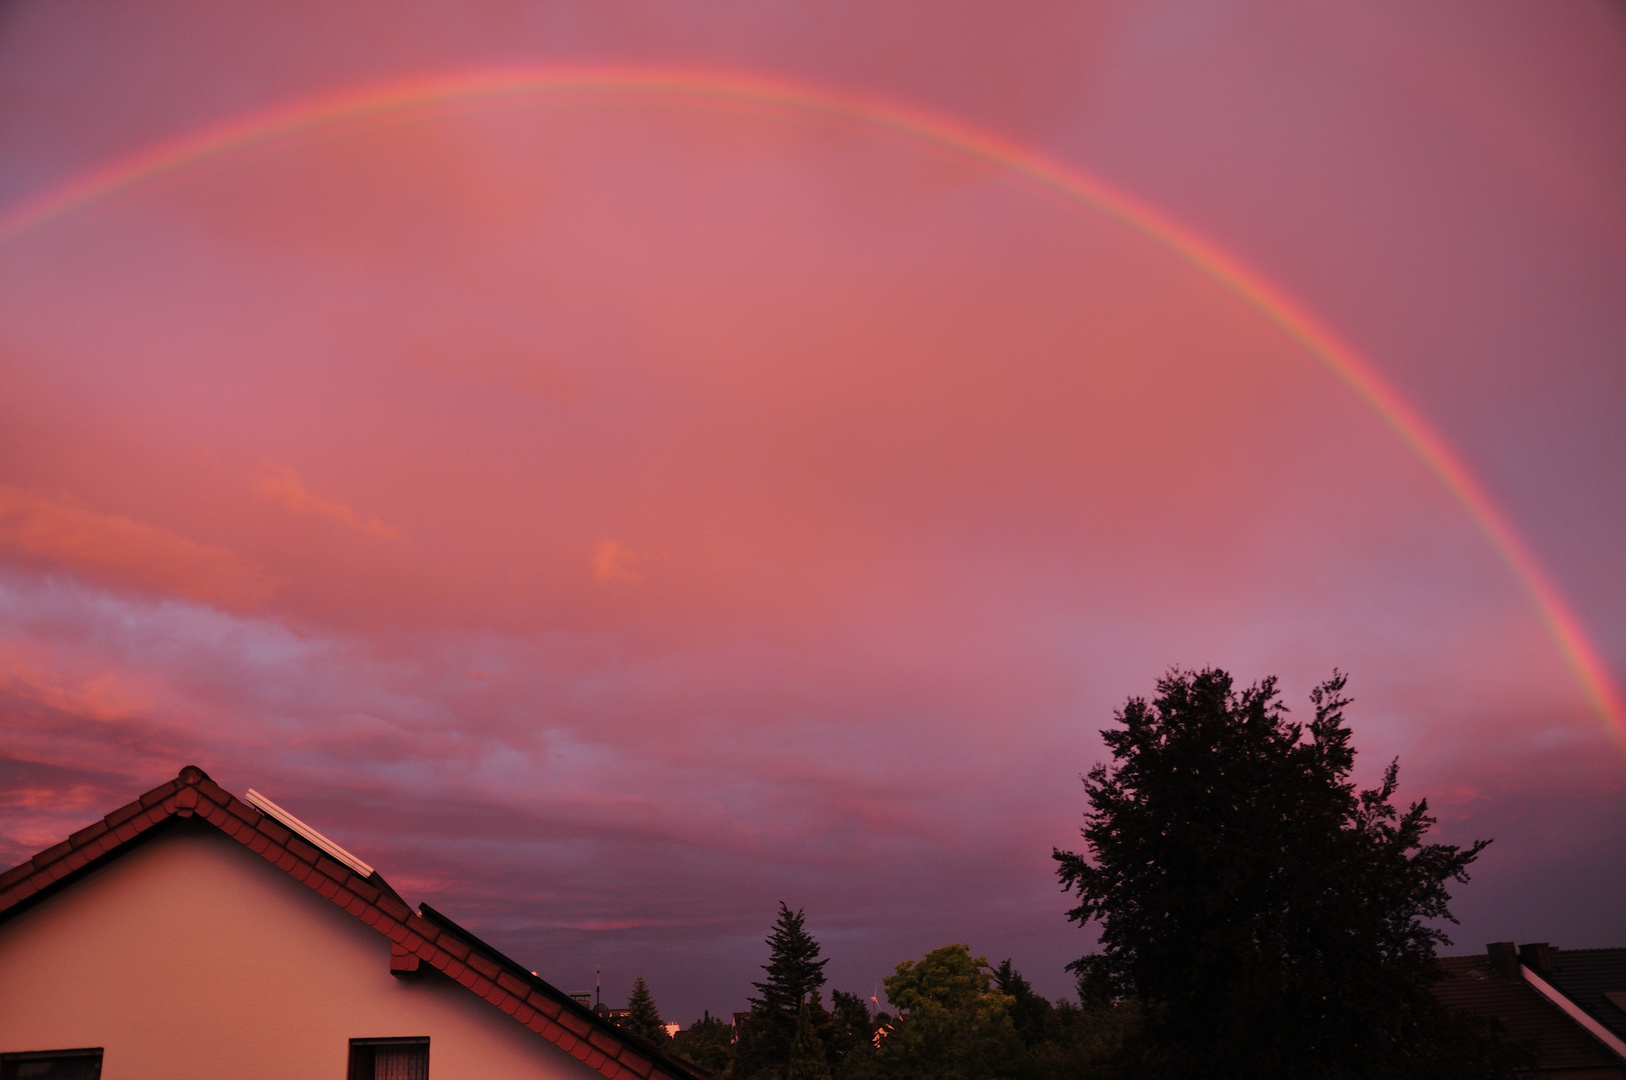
[0,765,704,1080]
[1434,952,1625,1075]
[1544,949,1626,1045]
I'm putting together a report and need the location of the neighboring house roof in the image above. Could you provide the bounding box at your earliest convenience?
[0,766,704,1080]
[1434,946,1626,1077]
[1543,949,1626,1046]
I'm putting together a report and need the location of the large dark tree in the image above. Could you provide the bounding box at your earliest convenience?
[1054,668,1491,1078]
[736,903,832,1079]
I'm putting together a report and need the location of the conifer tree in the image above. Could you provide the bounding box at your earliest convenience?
[624,974,669,1044]
[750,902,829,1013]
[787,999,833,1080]
[736,903,830,1079]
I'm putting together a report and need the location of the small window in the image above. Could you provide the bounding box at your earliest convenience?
[0,1049,103,1080]
[348,1037,428,1080]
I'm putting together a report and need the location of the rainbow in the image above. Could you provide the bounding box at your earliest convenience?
[1,65,1618,739]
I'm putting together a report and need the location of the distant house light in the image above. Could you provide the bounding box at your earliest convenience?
[246,788,375,878]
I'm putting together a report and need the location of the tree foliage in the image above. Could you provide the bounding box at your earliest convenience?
[992,960,1049,1045]
[681,933,1135,1080]
[751,902,831,1013]
[789,999,835,1080]
[736,902,833,1079]
[624,974,670,1045]
[825,989,883,1074]
[866,945,1022,1080]
[672,1011,736,1075]
[847,946,1137,1080]
[1053,668,1492,1078]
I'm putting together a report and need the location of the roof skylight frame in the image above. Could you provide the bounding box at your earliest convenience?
[244,788,375,879]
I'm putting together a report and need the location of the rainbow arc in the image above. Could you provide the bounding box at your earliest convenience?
[0,65,1617,739]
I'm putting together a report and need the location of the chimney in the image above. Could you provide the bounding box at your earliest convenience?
[1519,942,1553,975]
[1487,941,1520,980]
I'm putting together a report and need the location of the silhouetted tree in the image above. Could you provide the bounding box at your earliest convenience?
[824,989,880,1075]
[736,903,831,1079]
[672,1011,736,1074]
[992,959,1050,1047]
[624,974,670,1045]
[1026,963,1142,1080]
[789,999,834,1080]
[1054,668,1492,1078]
[753,902,831,1013]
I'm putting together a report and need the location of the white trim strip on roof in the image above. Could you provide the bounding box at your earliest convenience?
[1522,965,1626,1062]
[244,788,375,879]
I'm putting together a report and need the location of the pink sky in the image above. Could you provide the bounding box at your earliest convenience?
[1,1,1623,1021]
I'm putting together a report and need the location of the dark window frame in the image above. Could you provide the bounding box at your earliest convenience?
[0,1048,104,1080]
[347,1036,429,1080]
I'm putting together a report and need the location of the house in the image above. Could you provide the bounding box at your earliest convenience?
[0,766,707,1080]
[595,1005,634,1026]
[1434,941,1626,1078]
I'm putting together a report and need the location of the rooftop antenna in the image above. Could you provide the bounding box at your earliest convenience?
[596,969,601,1008]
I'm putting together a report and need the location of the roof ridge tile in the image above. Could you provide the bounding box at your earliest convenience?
[31,840,73,869]
[137,782,176,809]
[69,819,110,849]
[104,800,147,830]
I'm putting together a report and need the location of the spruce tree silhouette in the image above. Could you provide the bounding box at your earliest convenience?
[735,903,830,1079]
[623,974,669,1044]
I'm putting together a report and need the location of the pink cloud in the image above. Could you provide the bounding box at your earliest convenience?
[0,643,158,723]
[592,540,645,584]
[254,464,398,539]
[0,485,279,610]
[0,0,1620,1025]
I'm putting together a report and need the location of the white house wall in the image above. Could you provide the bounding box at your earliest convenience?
[0,820,604,1080]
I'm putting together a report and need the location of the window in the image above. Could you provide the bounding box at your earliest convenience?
[0,1049,103,1080]
[348,1038,428,1080]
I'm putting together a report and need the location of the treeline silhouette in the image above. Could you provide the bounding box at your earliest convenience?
[626,904,1136,1080]
[614,670,1522,1079]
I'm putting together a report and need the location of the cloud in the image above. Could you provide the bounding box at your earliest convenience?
[0,644,156,723]
[254,464,399,539]
[1,9,1621,1024]
[0,485,279,610]
[593,539,645,584]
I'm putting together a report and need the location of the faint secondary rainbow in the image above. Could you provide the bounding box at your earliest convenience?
[0,65,1619,739]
